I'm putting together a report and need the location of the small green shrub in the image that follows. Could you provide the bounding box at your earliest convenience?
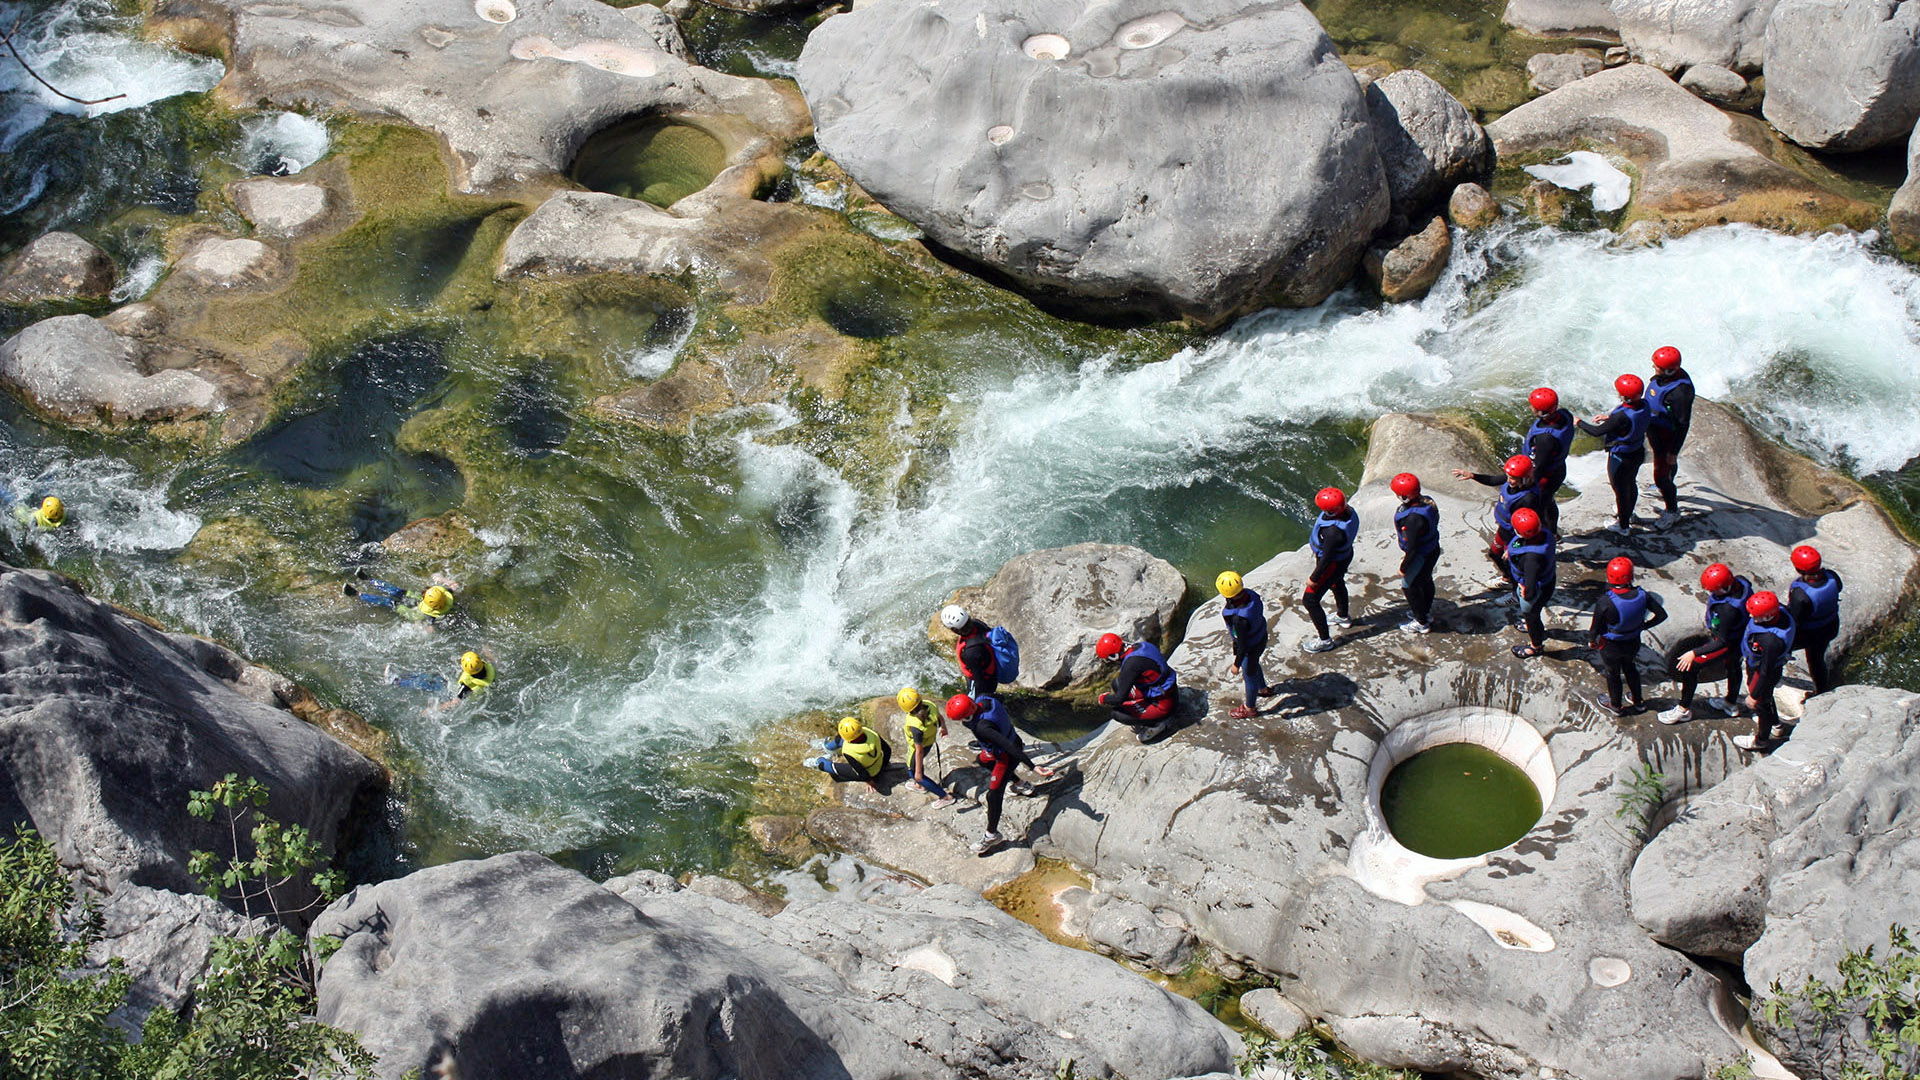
[1237,1029,1414,1079]
[1754,924,1920,1079]
[1612,763,1666,842]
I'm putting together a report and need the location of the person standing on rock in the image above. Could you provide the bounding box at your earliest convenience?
[1094,633,1180,742]
[1216,572,1277,718]
[1738,591,1797,752]
[896,687,955,808]
[1301,487,1357,653]
[1645,346,1695,525]
[1390,473,1439,633]
[940,605,999,699]
[805,715,893,789]
[1586,557,1667,716]
[945,694,1053,855]
[1577,374,1654,535]
[1506,508,1557,660]
[1524,387,1576,534]
[1453,455,1541,587]
[5,493,65,532]
[1658,562,1751,725]
[1785,545,1843,695]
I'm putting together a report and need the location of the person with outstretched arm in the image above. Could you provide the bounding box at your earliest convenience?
[1390,473,1440,633]
[1506,509,1557,659]
[1586,557,1667,716]
[1646,346,1695,524]
[1453,455,1541,586]
[1658,563,1750,724]
[1301,486,1358,653]
[805,715,893,788]
[1577,374,1654,535]
[945,694,1053,856]
[1738,591,1797,752]
[1216,571,1277,719]
[1786,544,1843,695]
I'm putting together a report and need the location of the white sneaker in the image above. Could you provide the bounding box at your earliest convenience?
[1302,637,1337,654]
[1400,618,1430,634]
[1732,734,1767,752]
[1656,705,1691,725]
[972,831,1004,855]
[1330,613,1353,628]
[1706,696,1740,716]
[1605,521,1631,536]
[929,796,957,810]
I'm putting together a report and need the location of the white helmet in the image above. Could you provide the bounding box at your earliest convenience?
[939,604,970,631]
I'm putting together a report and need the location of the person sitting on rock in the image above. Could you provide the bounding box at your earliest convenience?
[1523,386,1576,534]
[1587,557,1667,717]
[5,493,65,532]
[940,604,999,699]
[1646,346,1695,526]
[1577,374,1654,535]
[1738,591,1797,752]
[896,687,955,808]
[386,649,496,713]
[1659,562,1751,725]
[1301,486,1357,653]
[1453,455,1541,587]
[349,577,454,625]
[1786,544,1843,696]
[1506,509,1557,660]
[1095,632,1180,742]
[945,693,1053,856]
[805,715,892,789]
[1390,473,1440,634]
[1216,571,1277,719]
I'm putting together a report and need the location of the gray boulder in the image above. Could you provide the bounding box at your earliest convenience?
[1084,893,1193,973]
[937,542,1186,694]
[0,315,223,425]
[1447,181,1501,227]
[1763,0,1920,150]
[796,0,1390,325]
[1504,0,1622,35]
[1362,213,1452,302]
[0,232,116,303]
[1679,62,1750,104]
[230,178,332,239]
[1238,988,1312,1040]
[1364,70,1494,219]
[89,884,264,1027]
[313,851,1238,1080]
[1527,50,1604,92]
[172,237,288,292]
[1889,120,1920,252]
[1610,0,1777,73]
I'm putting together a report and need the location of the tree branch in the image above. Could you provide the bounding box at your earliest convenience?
[1,17,126,107]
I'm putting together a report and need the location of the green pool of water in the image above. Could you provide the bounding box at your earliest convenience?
[1381,742,1543,859]
[570,117,727,208]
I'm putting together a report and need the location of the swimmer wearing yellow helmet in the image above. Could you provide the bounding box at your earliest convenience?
[385,648,496,713]
[347,574,455,624]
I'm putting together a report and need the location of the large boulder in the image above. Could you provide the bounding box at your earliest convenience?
[795,0,1390,326]
[1763,0,1920,151]
[1609,0,1778,73]
[1504,0,1622,35]
[0,232,117,303]
[312,851,1238,1080]
[936,542,1187,694]
[0,315,223,427]
[90,884,264,1027]
[1889,120,1920,252]
[1363,70,1493,220]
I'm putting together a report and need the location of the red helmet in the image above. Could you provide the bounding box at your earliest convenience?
[1511,508,1541,537]
[1746,591,1781,619]
[1652,346,1682,370]
[1791,545,1822,573]
[1390,472,1421,498]
[1606,556,1634,586]
[1615,373,1645,399]
[1700,563,1733,591]
[1096,632,1126,660]
[945,693,975,721]
[1315,487,1347,514]
[1529,387,1559,413]
[1503,454,1532,479]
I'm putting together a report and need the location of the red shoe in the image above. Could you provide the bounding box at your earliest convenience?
[1229,705,1257,720]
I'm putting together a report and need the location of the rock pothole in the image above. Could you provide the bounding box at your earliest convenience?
[1022,33,1070,60]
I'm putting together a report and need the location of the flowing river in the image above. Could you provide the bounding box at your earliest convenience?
[5,0,1920,884]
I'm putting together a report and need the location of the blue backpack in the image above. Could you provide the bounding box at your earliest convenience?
[988,626,1021,682]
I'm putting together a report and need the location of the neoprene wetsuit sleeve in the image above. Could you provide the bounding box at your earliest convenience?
[1469,473,1503,487]
[1748,637,1787,696]
[1225,615,1254,664]
[1787,588,1813,623]
[1587,601,1611,641]
[1108,657,1144,704]
[1398,512,1431,552]
[1642,596,1668,633]
[1577,412,1626,439]
[1518,552,1551,593]
[1665,380,1695,434]
[976,721,1034,768]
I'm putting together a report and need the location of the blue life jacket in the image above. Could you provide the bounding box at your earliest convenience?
[1602,587,1650,641]
[1606,400,1652,456]
[1744,615,1797,671]
[1124,641,1178,699]
[1506,529,1557,588]
[1647,371,1693,428]
[1309,510,1358,561]
[1790,571,1843,632]
[1527,412,1576,470]
[1705,577,1753,636]
[1394,499,1440,555]
[972,695,1015,744]
[1222,590,1268,647]
[1493,482,1533,531]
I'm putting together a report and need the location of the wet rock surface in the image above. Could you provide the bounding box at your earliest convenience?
[313,851,1238,1080]
[1504,0,1622,35]
[1889,121,1920,253]
[0,314,224,426]
[1678,62,1750,105]
[1763,0,1920,151]
[0,231,117,303]
[230,177,332,238]
[796,0,1389,325]
[1447,181,1502,227]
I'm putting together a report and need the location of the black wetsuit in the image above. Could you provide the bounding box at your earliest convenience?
[1587,587,1668,710]
[1507,530,1558,651]
[1394,497,1441,627]
[1526,408,1577,534]
[1467,471,1543,578]
[1303,510,1357,640]
[1100,648,1178,724]
[1678,579,1751,707]
[965,697,1034,835]
[1578,400,1653,529]
[1744,618,1794,743]
[1647,370,1695,515]
[956,620,999,699]
[1787,569,1844,695]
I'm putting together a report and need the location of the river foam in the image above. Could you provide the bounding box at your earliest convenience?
[0,0,223,144]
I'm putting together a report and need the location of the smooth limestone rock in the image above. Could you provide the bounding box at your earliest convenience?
[0,314,223,424]
[796,0,1390,326]
[1447,181,1502,227]
[1084,892,1193,973]
[1678,62,1750,105]
[1763,0,1920,151]
[230,178,330,238]
[1888,120,1920,253]
[173,237,287,291]
[1528,50,1604,92]
[1504,0,1622,35]
[90,884,264,1028]
[313,851,1238,1080]
[1362,213,1452,302]
[1364,70,1494,220]
[935,542,1186,694]
[1609,0,1776,73]
[1238,988,1313,1040]
[0,231,117,303]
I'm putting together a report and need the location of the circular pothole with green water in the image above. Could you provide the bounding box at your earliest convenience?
[1380,742,1544,860]
[570,117,726,208]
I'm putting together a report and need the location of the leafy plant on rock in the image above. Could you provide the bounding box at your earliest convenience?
[1611,762,1667,843]
[1236,1029,1414,1079]
[1753,924,1920,1079]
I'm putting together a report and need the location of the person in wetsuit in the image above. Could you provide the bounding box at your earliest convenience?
[945,693,1053,855]
[1524,387,1576,535]
[1454,455,1542,586]
[1646,346,1695,524]
[940,604,999,699]
[1507,508,1557,660]
[1587,557,1667,716]
[1577,374,1654,535]
[1390,473,1440,633]
[1096,633,1180,743]
[1739,591,1797,752]
[1786,544,1843,695]
[1658,562,1751,725]
[896,687,955,808]
[1301,486,1357,653]
[1216,571,1277,719]
[806,715,893,786]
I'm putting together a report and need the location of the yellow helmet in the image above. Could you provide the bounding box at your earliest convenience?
[461,651,485,676]
[38,496,63,527]
[1216,570,1243,598]
[896,687,921,712]
[837,716,864,743]
[421,586,453,615]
